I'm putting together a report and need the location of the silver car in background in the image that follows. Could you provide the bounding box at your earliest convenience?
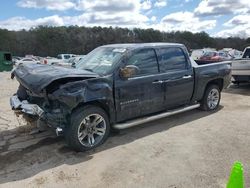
[231,46,250,84]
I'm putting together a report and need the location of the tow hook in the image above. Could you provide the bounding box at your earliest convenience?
[56,127,63,136]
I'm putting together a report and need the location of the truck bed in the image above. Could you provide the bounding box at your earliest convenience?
[191,59,231,102]
[194,60,224,65]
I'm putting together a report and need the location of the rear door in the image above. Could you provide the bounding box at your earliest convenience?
[156,47,194,108]
[114,48,165,122]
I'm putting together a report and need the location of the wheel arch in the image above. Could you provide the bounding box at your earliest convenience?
[196,78,223,103]
[65,100,112,151]
[199,80,222,111]
[205,78,224,91]
[71,100,115,124]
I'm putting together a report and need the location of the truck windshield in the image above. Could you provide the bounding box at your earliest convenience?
[76,47,126,75]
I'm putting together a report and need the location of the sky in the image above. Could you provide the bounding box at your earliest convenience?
[0,0,250,38]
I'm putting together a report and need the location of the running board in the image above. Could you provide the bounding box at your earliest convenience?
[113,103,200,129]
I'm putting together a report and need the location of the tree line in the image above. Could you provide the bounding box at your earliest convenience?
[0,26,249,57]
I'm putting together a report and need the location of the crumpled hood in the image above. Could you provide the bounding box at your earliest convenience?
[13,63,98,94]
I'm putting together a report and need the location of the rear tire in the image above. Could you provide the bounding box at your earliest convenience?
[200,84,221,111]
[65,105,110,152]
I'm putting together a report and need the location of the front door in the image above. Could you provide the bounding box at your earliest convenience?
[114,48,165,122]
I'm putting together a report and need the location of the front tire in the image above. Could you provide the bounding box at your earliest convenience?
[65,105,110,152]
[200,84,221,111]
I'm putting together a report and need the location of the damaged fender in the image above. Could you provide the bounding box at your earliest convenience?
[47,77,116,124]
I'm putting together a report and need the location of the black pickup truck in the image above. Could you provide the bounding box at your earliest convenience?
[10,43,231,151]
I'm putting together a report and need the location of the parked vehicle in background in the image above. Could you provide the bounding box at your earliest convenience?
[230,46,250,84]
[55,55,85,68]
[32,56,44,62]
[222,48,243,59]
[57,54,76,60]
[0,51,12,71]
[192,48,240,65]
[12,56,22,64]
[10,43,231,151]
[210,51,233,61]
[41,54,76,65]
[195,51,233,64]
[191,49,205,60]
[190,48,216,60]
[40,57,55,65]
[15,58,40,66]
[198,51,218,61]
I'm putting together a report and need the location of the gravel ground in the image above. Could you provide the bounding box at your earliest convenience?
[0,71,249,188]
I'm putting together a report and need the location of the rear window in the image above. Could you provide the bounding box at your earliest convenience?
[157,47,187,72]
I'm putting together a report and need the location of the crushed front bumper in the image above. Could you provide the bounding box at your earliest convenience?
[10,95,44,116]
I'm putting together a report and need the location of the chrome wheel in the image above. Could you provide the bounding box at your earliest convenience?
[77,113,106,147]
[207,88,219,109]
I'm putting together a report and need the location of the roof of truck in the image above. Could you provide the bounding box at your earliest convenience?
[102,43,184,49]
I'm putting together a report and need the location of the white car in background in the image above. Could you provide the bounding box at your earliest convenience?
[231,46,250,84]
[58,55,86,68]
[41,54,76,65]
[57,54,76,60]
[15,58,40,66]
[190,48,216,60]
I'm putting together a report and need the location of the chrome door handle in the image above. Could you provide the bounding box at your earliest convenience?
[152,80,163,84]
[182,75,192,79]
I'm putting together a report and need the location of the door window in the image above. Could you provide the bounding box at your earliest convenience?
[158,48,188,72]
[127,49,158,76]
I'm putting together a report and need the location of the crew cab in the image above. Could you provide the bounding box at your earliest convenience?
[10,43,231,151]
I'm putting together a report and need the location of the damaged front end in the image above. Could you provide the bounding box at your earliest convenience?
[10,95,44,116]
[10,88,71,135]
[10,64,100,135]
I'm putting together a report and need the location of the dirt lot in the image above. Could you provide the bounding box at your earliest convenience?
[0,71,250,188]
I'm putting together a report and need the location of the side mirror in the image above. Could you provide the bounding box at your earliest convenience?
[120,65,139,79]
